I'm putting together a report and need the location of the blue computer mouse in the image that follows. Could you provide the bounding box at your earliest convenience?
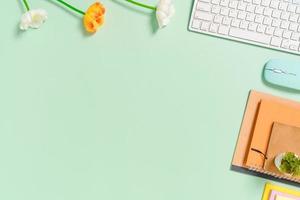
[263,59,300,91]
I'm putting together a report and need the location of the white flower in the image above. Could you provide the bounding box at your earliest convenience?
[20,9,48,30]
[156,0,175,29]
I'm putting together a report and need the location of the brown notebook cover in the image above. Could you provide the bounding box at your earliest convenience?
[265,123,300,177]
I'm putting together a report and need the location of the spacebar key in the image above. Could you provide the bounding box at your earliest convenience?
[229,28,271,44]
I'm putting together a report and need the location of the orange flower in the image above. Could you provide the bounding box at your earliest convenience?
[83,2,106,33]
[54,0,106,34]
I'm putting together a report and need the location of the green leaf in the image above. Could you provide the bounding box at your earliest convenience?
[279,152,300,176]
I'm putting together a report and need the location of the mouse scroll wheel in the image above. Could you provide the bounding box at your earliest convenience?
[266,67,285,74]
[266,67,296,76]
[272,68,284,74]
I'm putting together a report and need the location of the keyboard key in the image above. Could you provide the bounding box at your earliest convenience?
[197,2,211,12]
[263,17,272,25]
[218,25,230,34]
[261,0,270,7]
[257,24,266,33]
[229,10,238,18]
[288,4,297,12]
[289,23,298,31]
[240,21,249,29]
[281,39,290,48]
[274,28,283,37]
[248,22,258,31]
[263,8,272,16]
[283,30,292,38]
[246,4,255,12]
[237,2,247,10]
[229,28,271,44]
[265,26,275,35]
[200,21,210,30]
[211,5,221,14]
[289,13,299,22]
[290,45,298,51]
[280,21,289,29]
[289,41,299,50]
[192,19,201,29]
[228,1,238,9]
[255,6,264,14]
[195,11,213,21]
[209,23,219,32]
[272,19,280,27]
[253,0,261,5]
[211,0,220,5]
[280,12,289,20]
[237,11,246,20]
[231,19,241,27]
[222,17,231,25]
[255,15,264,23]
[270,37,282,46]
[214,15,223,23]
[291,32,300,41]
[279,2,288,11]
[220,0,229,7]
[246,13,255,21]
[220,7,229,15]
[270,1,279,9]
[272,10,281,18]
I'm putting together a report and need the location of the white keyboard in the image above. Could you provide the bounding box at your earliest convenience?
[189,0,300,54]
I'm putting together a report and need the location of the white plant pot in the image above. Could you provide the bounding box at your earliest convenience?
[274,153,285,171]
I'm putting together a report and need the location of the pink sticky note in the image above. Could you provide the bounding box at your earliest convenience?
[269,190,300,200]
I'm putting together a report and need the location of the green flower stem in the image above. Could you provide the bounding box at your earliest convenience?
[125,0,156,10]
[53,0,85,15]
[22,0,30,11]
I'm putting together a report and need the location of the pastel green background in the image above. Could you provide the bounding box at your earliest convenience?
[2,0,300,199]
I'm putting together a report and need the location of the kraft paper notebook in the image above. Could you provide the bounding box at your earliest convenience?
[264,123,300,178]
[245,99,300,169]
